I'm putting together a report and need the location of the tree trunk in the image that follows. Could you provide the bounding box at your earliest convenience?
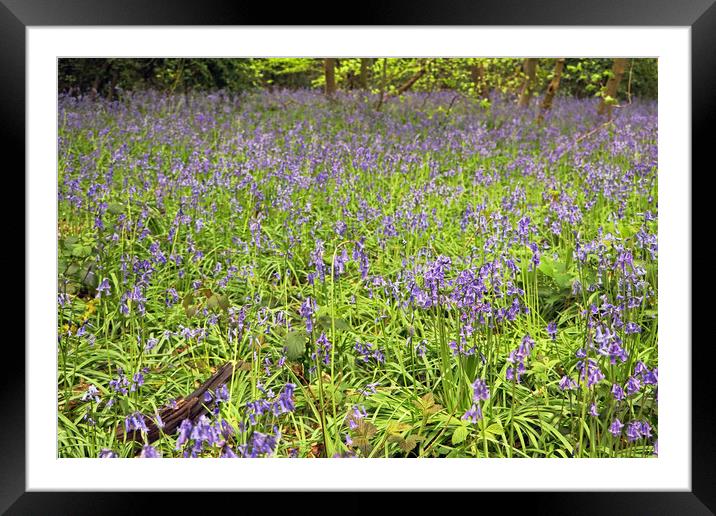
[470,62,489,98]
[538,58,565,122]
[324,58,336,96]
[598,58,629,117]
[517,58,537,107]
[359,58,371,89]
[107,66,118,102]
[376,58,388,111]
[90,61,111,100]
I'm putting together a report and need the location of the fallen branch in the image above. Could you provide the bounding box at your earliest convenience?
[390,66,426,97]
[117,361,239,444]
[574,119,615,145]
[553,119,615,161]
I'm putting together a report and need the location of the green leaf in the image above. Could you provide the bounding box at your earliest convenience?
[71,245,92,258]
[284,330,306,361]
[63,236,79,250]
[207,295,220,311]
[400,435,422,453]
[65,263,81,277]
[538,259,556,278]
[483,421,504,438]
[420,392,435,408]
[452,424,469,445]
[387,421,412,434]
[426,404,443,415]
[182,292,194,309]
[539,254,574,290]
[79,264,98,290]
[352,436,372,454]
[334,318,350,331]
[387,434,404,445]
[356,420,378,439]
[316,310,350,332]
[107,202,124,215]
[215,294,230,310]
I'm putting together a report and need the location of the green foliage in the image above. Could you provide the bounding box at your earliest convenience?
[284,330,307,361]
[59,58,658,99]
[59,233,99,296]
[560,58,657,100]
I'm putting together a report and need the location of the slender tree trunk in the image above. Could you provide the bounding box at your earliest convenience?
[90,62,110,100]
[376,58,388,111]
[359,58,371,89]
[106,63,117,102]
[470,62,488,98]
[324,58,336,96]
[537,58,565,122]
[598,58,629,117]
[517,58,537,107]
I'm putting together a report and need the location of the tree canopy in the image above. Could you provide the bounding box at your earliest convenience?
[59,58,657,101]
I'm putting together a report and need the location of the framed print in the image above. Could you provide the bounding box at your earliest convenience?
[5,0,713,513]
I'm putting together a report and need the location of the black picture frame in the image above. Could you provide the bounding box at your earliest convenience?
[5,1,712,513]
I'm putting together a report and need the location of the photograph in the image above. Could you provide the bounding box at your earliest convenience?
[56,57,659,459]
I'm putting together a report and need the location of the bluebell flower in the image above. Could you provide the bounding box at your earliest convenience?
[611,383,625,401]
[626,420,642,442]
[359,382,379,397]
[130,372,144,392]
[642,366,658,385]
[214,384,230,403]
[588,403,599,417]
[314,332,332,366]
[462,404,483,424]
[546,321,557,340]
[299,297,315,333]
[639,420,652,439]
[472,378,490,401]
[96,278,111,297]
[139,444,161,458]
[176,419,193,450]
[609,418,624,437]
[559,375,577,391]
[81,384,100,403]
[625,376,641,396]
[220,445,238,458]
[124,412,148,435]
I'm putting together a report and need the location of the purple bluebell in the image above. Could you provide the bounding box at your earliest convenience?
[588,402,599,417]
[472,378,490,401]
[609,418,624,437]
[96,278,111,297]
[462,404,483,423]
[546,321,557,340]
[611,383,625,401]
[625,376,641,396]
[299,297,315,333]
[559,375,577,391]
[139,445,161,458]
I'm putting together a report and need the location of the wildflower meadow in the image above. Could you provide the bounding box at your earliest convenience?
[57,58,658,459]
